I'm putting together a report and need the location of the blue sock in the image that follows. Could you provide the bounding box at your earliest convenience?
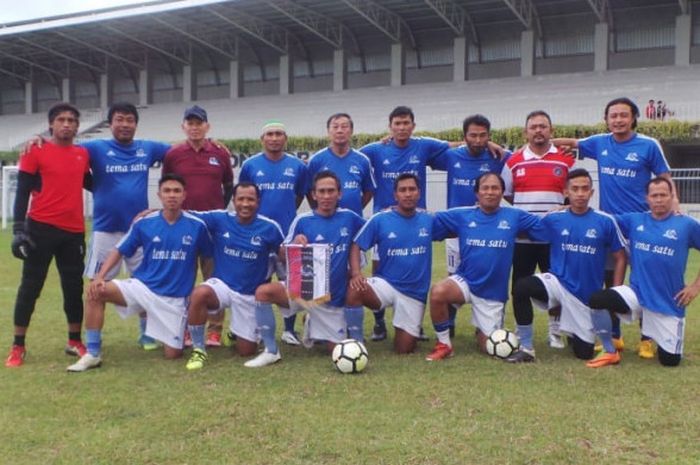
[139,316,147,336]
[188,324,206,351]
[345,306,365,342]
[591,309,615,353]
[256,302,278,354]
[374,308,386,325]
[284,313,296,333]
[517,324,534,351]
[86,329,102,357]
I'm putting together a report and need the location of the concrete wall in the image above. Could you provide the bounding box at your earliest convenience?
[535,54,593,75]
[609,48,675,70]
[468,60,520,80]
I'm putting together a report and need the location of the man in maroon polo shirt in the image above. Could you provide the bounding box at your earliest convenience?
[163,105,234,346]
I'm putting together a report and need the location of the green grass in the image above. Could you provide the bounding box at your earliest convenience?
[0,229,698,465]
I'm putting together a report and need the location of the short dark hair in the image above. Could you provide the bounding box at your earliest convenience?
[646,176,673,194]
[326,113,354,129]
[108,102,139,124]
[313,171,341,191]
[389,106,415,123]
[462,114,491,136]
[525,110,552,127]
[474,172,505,193]
[159,172,186,188]
[567,168,593,185]
[394,172,420,191]
[48,102,80,124]
[233,181,260,199]
[604,97,639,130]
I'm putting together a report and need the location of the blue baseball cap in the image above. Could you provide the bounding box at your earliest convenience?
[183,105,208,122]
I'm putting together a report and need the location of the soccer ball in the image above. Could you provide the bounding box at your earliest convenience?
[331,339,369,374]
[485,329,520,359]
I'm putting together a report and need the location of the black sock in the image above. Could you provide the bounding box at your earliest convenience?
[14,335,26,347]
[68,331,81,342]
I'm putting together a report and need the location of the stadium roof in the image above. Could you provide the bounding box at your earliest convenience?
[0,0,689,84]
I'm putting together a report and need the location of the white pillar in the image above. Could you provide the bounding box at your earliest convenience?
[139,69,151,106]
[229,60,244,99]
[279,55,294,95]
[99,73,112,110]
[594,23,609,72]
[24,81,37,114]
[61,78,73,103]
[390,42,405,87]
[520,29,535,77]
[182,65,196,102]
[453,36,468,82]
[333,49,347,91]
[675,14,691,66]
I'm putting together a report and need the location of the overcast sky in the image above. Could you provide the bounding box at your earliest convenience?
[0,0,158,24]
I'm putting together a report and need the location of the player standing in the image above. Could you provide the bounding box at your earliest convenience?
[346,173,434,354]
[426,173,542,360]
[67,174,212,372]
[506,169,626,363]
[248,172,365,367]
[162,105,234,346]
[587,177,700,368]
[6,103,91,367]
[238,120,309,346]
[183,182,284,370]
[501,110,575,349]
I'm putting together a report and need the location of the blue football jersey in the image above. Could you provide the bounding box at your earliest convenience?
[193,211,284,295]
[354,208,434,302]
[307,147,375,216]
[286,208,365,307]
[578,133,669,214]
[539,209,625,304]
[117,211,213,297]
[82,139,170,233]
[239,152,309,233]
[433,206,542,302]
[616,212,700,317]
[360,137,449,212]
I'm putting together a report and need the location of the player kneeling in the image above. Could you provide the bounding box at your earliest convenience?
[68,174,212,372]
[247,172,365,367]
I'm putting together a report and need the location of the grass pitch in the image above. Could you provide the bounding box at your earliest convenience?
[0,230,698,465]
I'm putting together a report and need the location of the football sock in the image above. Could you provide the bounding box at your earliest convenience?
[591,309,615,353]
[256,302,278,354]
[548,315,560,335]
[86,329,102,357]
[68,331,81,342]
[283,314,296,333]
[611,314,621,339]
[516,324,534,351]
[188,324,206,351]
[433,320,451,346]
[345,306,365,342]
[447,304,457,328]
[13,335,26,347]
[139,316,147,336]
[374,309,386,326]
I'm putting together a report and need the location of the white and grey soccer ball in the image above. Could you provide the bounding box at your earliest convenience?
[332,339,369,374]
[485,329,520,359]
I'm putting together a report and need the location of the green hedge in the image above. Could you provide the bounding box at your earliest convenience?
[0,121,698,162]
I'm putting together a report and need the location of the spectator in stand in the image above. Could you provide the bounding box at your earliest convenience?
[645,100,656,120]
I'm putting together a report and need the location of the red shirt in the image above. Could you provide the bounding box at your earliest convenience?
[19,141,90,233]
[162,140,233,210]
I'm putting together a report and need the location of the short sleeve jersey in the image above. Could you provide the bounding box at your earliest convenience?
[432,146,509,208]
[433,206,541,302]
[162,140,233,211]
[578,133,670,214]
[82,139,170,233]
[19,141,90,233]
[193,211,284,295]
[360,137,449,212]
[538,209,625,304]
[238,153,309,233]
[286,209,365,307]
[307,147,375,216]
[354,208,434,302]
[117,211,213,297]
[616,212,700,318]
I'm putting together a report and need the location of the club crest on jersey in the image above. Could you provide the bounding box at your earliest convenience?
[388,232,397,239]
[256,170,265,177]
[479,163,490,172]
[468,221,477,228]
[409,156,420,164]
[625,152,639,162]
[561,229,570,236]
[515,168,526,177]
[552,167,564,177]
[663,229,678,240]
[585,229,597,239]
[340,227,349,237]
[418,228,429,237]
[135,148,147,157]
[182,235,193,245]
[636,225,645,232]
[153,236,162,243]
[283,168,295,177]
[251,235,262,246]
[349,165,360,174]
[208,157,220,166]
[497,220,511,230]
